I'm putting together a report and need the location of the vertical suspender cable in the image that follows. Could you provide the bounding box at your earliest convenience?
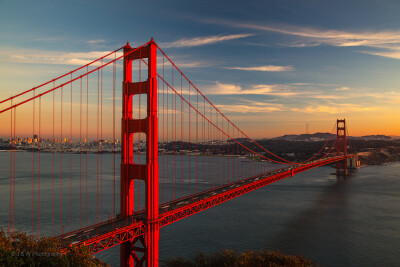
[162,55,165,203]
[112,55,116,218]
[70,74,72,232]
[52,87,55,236]
[96,69,99,225]
[80,77,82,230]
[188,83,191,195]
[138,54,141,211]
[203,98,205,194]
[38,96,41,238]
[60,86,63,236]
[9,101,13,232]
[86,67,89,227]
[181,75,183,198]
[166,62,169,201]
[100,59,103,222]
[196,91,198,193]
[13,107,16,232]
[174,69,177,199]
[32,91,35,235]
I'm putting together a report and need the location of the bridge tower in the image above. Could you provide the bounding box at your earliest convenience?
[336,119,347,176]
[121,39,159,267]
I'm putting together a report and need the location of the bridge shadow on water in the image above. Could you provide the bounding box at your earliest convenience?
[268,176,352,266]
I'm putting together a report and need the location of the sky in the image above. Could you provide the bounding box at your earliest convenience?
[1,0,400,138]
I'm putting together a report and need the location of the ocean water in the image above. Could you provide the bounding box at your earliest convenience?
[98,162,400,267]
[1,152,399,266]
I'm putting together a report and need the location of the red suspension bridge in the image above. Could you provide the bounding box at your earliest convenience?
[0,39,357,266]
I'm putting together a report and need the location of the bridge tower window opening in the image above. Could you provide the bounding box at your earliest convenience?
[130,93,148,120]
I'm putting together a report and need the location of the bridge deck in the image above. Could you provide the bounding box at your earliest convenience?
[59,155,348,253]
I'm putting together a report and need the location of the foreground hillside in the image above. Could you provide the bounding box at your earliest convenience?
[0,228,109,267]
[164,249,315,267]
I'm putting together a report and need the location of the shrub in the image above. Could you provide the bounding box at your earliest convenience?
[0,228,109,266]
[163,249,316,267]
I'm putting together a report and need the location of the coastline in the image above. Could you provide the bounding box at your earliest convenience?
[357,146,400,166]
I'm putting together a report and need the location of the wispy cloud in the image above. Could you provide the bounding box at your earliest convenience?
[336,86,350,91]
[205,19,400,59]
[361,48,400,59]
[292,104,376,114]
[86,39,106,44]
[362,91,400,103]
[216,100,283,113]
[226,65,293,72]
[213,21,400,47]
[204,82,301,96]
[311,94,345,99]
[0,47,121,66]
[217,104,282,113]
[161,33,254,48]
[158,58,210,68]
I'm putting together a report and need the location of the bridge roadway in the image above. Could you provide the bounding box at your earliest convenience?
[59,155,348,254]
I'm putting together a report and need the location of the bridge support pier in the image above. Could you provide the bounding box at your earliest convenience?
[121,39,159,267]
[336,119,347,176]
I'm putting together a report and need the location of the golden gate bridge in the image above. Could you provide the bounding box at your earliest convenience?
[0,39,357,266]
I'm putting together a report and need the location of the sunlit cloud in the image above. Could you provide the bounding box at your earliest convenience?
[156,53,212,69]
[362,91,400,103]
[336,86,350,91]
[292,104,376,114]
[163,59,210,68]
[205,19,400,59]
[214,21,400,47]
[311,94,345,99]
[216,100,283,113]
[204,82,300,96]
[86,39,106,44]
[361,49,400,59]
[0,48,122,66]
[226,65,294,71]
[161,33,254,48]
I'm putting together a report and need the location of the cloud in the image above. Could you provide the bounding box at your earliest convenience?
[311,94,345,99]
[336,86,350,91]
[216,100,283,113]
[216,21,400,47]
[361,49,400,59]
[0,48,122,66]
[158,58,210,69]
[205,82,301,97]
[216,104,282,113]
[205,19,400,59]
[362,91,400,103]
[226,65,293,71]
[292,104,376,114]
[161,33,254,48]
[175,61,209,68]
[289,82,337,87]
[86,39,106,44]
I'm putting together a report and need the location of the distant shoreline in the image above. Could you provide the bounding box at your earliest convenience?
[357,146,400,166]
